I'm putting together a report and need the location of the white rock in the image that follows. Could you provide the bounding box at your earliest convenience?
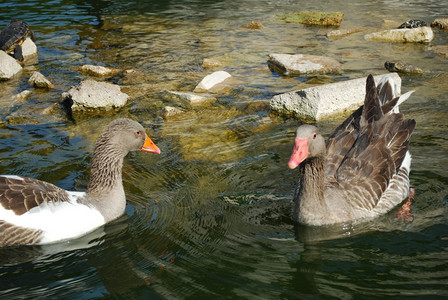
[21,38,38,59]
[364,27,434,43]
[80,64,121,77]
[270,73,401,121]
[0,51,22,80]
[268,53,342,75]
[194,71,231,92]
[28,71,55,89]
[63,79,128,111]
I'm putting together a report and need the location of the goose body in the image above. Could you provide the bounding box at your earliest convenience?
[288,74,416,226]
[0,118,160,247]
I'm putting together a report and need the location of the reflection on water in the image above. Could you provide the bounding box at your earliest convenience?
[0,0,448,298]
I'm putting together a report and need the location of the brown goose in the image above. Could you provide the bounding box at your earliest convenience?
[0,118,160,247]
[288,74,416,226]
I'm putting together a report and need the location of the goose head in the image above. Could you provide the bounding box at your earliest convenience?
[288,125,325,169]
[95,118,161,157]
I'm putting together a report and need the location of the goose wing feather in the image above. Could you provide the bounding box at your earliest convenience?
[325,74,415,210]
[0,176,71,216]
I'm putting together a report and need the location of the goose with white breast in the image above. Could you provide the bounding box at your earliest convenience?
[0,118,160,247]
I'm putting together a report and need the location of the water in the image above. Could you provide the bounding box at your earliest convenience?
[0,0,447,298]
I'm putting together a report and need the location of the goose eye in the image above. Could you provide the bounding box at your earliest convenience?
[136,131,142,136]
[312,133,317,140]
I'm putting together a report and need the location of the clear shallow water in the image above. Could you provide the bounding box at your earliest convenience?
[0,0,447,298]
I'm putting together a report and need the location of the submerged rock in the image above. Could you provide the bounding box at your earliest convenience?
[12,90,32,102]
[194,71,232,93]
[270,73,401,121]
[384,61,424,75]
[365,26,434,43]
[431,18,448,30]
[161,90,216,107]
[326,28,365,39]
[80,64,121,77]
[162,106,184,118]
[0,51,22,80]
[432,46,448,59]
[242,21,263,29]
[268,53,342,75]
[28,71,55,89]
[276,11,344,26]
[202,58,224,69]
[62,79,129,112]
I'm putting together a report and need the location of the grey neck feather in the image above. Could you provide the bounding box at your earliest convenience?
[293,157,328,224]
[84,135,127,222]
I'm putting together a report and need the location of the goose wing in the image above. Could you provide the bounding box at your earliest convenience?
[325,74,416,209]
[0,175,71,216]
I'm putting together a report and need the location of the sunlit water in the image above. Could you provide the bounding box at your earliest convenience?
[0,0,447,298]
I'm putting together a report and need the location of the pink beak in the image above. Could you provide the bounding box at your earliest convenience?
[288,137,310,169]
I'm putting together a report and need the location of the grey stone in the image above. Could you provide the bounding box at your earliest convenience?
[62,79,128,111]
[384,61,424,75]
[431,18,448,30]
[364,26,434,43]
[12,90,32,102]
[163,106,184,118]
[268,53,342,75]
[80,64,121,77]
[270,73,401,121]
[28,71,55,89]
[0,51,22,80]
[161,90,216,107]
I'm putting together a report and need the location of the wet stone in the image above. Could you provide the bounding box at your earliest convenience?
[431,18,448,30]
[28,71,55,89]
[161,90,216,108]
[80,64,121,77]
[163,106,184,118]
[364,26,434,43]
[242,21,263,30]
[270,73,401,121]
[268,53,342,76]
[326,28,365,39]
[12,90,32,102]
[432,46,448,59]
[276,11,344,26]
[62,79,129,112]
[384,61,424,75]
[0,51,22,80]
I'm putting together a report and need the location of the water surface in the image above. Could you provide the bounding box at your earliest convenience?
[0,0,447,298]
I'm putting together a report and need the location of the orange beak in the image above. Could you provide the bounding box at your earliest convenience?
[288,137,310,169]
[141,134,161,154]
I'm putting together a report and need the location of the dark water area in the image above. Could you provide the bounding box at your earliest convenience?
[0,0,448,298]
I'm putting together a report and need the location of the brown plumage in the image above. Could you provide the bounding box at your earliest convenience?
[289,74,416,226]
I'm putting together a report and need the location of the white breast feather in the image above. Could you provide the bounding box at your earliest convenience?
[0,190,105,245]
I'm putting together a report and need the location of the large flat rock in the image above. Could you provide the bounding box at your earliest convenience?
[268,53,342,75]
[364,27,434,43]
[270,73,401,121]
[62,79,128,112]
